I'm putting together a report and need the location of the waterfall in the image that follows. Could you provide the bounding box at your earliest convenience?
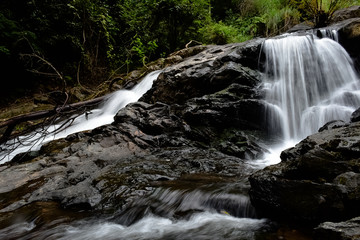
[262,34,360,142]
[1,30,359,240]
[0,70,162,164]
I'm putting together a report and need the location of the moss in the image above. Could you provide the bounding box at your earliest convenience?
[40,139,75,155]
[336,176,348,185]
[0,177,45,210]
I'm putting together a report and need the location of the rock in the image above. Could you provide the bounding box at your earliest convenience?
[287,22,314,33]
[331,6,360,23]
[141,38,264,105]
[168,45,208,59]
[249,121,360,223]
[326,16,360,72]
[336,18,360,61]
[318,120,348,132]
[0,34,270,217]
[314,216,360,240]
[2,9,359,236]
[351,107,360,122]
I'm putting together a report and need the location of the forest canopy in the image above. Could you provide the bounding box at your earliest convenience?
[1,0,359,103]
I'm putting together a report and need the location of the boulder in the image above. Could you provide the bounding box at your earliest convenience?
[351,107,360,123]
[314,216,360,240]
[249,121,360,223]
[336,18,360,61]
[140,38,264,105]
[328,11,360,71]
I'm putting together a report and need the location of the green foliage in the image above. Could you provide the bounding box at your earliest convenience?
[250,0,300,36]
[0,0,359,100]
[199,21,252,44]
[130,37,158,66]
[200,0,301,43]
[120,0,211,64]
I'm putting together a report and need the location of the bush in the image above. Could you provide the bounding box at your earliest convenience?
[198,21,252,44]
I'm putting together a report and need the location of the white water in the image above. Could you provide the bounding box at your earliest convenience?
[263,34,360,143]
[9,188,268,240]
[1,32,359,240]
[16,212,265,240]
[52,213,266,240]
[0,70,161,164]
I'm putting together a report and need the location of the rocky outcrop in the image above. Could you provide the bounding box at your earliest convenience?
[329,6,360,71]
[314,216,360,240]
[331,6,360,23]
[141,38,264,105]
[249,120,360,223]
[0,38,266,219]
[335,18,360,68]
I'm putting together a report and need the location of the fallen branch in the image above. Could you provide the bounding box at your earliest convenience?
[0,95,106,144]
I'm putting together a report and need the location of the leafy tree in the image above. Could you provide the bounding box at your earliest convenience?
[120,0,211,66]
[0,0,359,106]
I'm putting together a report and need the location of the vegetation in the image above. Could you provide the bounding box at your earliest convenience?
[0,0,359,105]
[290,0,360,27]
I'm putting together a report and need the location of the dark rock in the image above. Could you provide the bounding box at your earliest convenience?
[141,38,264,105]
[351,107,360,122]
[318,120,348,132]
[333,18,360,63]
[3,12,359,235]
[0,36,269,215]
[314,216,360,240]
[287,22,314,33]
[10,150,40,165]
[168,45,208,59]
[249,121,360,223]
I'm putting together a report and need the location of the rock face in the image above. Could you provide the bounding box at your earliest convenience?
[329,6,360,71]
[331,6,360,23]
[249,121,360,223]
[0,38,267,219]
[314,216,360,240]
[141,38,263,105]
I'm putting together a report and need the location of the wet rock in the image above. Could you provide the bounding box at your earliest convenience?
[351,107,360,122]
[141,38,264,105]
[287,22,314,33]
[249,121,360,223]
[314,216,360,240]
[329,16,360,71]
[0,36,268,216]
[318,120,348,132]
[337,18,360,58]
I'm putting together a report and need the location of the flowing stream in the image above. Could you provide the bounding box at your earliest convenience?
[0,70,162,164]
[1,31,359,239]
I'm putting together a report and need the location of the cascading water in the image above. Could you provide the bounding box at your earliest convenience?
[1,31,358,240]
[0,70,162,164]
[263,34,360,143]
